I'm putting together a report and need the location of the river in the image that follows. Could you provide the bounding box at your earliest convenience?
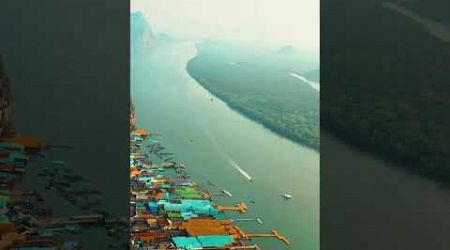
[322,133,450,250]
[131,42,320,250]
[290,73,320,91]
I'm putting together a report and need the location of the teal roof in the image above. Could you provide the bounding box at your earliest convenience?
[157,199,222,219]
[172,237,202,249]
[197,235,234,247]
[172,236,234,249]
[0,214,9,222]
[138,176,152,182]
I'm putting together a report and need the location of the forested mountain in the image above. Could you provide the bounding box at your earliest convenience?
[322,0,450,181]
[187,42,319,150]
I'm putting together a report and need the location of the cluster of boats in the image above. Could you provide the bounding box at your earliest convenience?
[36,159,104,211]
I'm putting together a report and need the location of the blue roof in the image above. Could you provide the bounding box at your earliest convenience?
[138,176,152,182]
[157,199,222,220]
[173,236,234,248]
[172,236,202,249]
[197,235,234,247]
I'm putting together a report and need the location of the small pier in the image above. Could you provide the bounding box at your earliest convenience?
[245,230,290,245]
[35,214,126,227]
[215,202,248,213]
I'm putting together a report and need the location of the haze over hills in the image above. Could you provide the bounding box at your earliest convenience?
[129,8,320,150]
[304,69,319,82]
[187,41,319,150]
[130,0,319,51]
[270,46,318,75]
[131,11,154,47]
[131,12,176,49]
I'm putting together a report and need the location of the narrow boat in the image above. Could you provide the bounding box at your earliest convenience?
[256,218,263,224]
[283,193,293,199]
[221,190,232,197]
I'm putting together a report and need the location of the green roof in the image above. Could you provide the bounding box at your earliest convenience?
[174,187,203,199]
[167,211,182,218]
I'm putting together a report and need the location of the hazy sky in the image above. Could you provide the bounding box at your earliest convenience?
[131,0,319,52]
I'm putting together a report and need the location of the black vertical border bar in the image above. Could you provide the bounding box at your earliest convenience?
[321,1,450,250]
[0,0,130,248]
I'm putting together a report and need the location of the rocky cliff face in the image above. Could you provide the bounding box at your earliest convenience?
[130,100,136,131]
[0,56,13,136]
[130,11,153,131]
[131,11,154,48]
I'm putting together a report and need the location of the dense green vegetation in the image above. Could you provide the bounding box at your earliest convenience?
[187,42,319,150]
[322,0,450,181]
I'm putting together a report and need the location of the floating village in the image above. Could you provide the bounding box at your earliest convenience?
[1,55,290,249]
[130,127,290,249]
[0,58,127,249]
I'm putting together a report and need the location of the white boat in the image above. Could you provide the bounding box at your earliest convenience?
[256,218,263,224]
[283,193,293,199]
[221,190,232,197]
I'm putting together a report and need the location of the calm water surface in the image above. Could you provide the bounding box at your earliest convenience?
[131,42,320,250]
[322,133,450,250]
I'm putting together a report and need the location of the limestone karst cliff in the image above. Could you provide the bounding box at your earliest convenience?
[131,11,154,48]
[130,100,136,131]
[0,56,13,136]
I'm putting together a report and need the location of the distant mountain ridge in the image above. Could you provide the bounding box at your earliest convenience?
[187,42,319,150]
[272,45,318,74]
[131,11,154,47]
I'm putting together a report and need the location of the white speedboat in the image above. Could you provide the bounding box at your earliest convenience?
[256,218,263,224]
[221,190,232,197]
[283,193,293,199]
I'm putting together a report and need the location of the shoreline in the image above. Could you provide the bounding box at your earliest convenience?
[129,126,291,249]
[185,62,319,152]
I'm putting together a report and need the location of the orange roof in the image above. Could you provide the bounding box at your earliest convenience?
[130,169,140,178]
[154,192,164,199]
[133,231,166,243]
[135,128,150,137]
[134,232,165,237]
[0,164,15,171]
[186,226,228,236]
[0,223,17,234]
[151,178,170,183]
[2,135,41,149]
[181,219,238,237]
